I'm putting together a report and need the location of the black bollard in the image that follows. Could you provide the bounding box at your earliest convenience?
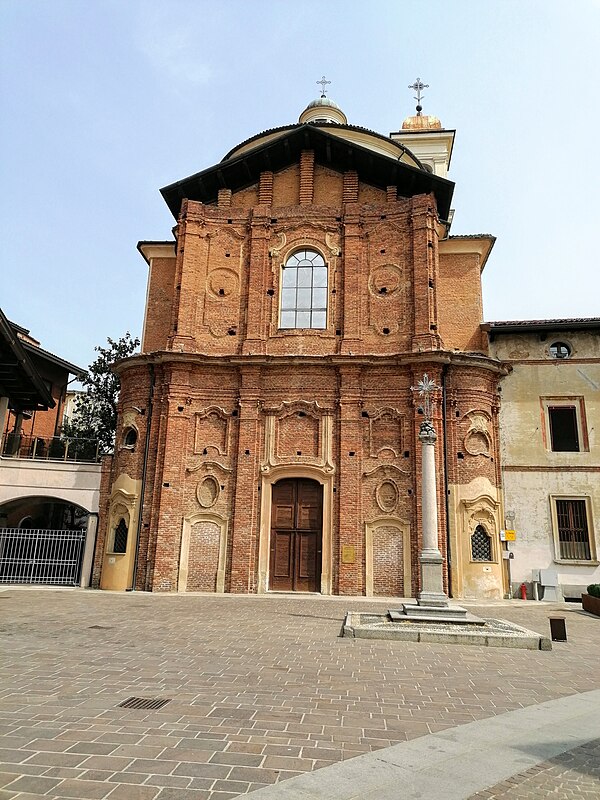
[549,616,567,642]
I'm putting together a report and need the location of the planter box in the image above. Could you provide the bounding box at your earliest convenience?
[582,593,600,617]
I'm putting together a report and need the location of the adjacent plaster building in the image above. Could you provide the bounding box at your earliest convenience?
[95,94,511,599]
[489,319,600,598]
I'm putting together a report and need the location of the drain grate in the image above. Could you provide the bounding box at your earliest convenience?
[118,696,171,710]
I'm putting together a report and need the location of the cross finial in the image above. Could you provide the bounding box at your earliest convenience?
[408,77,429,114]
[316,75,331,98]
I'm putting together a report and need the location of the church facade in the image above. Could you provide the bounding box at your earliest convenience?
[94,94,510,599]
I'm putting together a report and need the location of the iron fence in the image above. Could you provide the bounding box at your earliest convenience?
[1,434,101,463]
[0,528,87,585]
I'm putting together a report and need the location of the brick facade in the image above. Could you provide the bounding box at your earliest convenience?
[95,111,506,598]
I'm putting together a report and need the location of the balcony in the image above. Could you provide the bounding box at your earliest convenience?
[1,434,101,464]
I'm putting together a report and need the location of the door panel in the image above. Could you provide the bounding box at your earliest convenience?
[270,479,322,592]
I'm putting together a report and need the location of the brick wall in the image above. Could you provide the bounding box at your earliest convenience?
[100,151,503,596]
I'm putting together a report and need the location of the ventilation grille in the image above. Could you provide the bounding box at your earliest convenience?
[118,697,171,710]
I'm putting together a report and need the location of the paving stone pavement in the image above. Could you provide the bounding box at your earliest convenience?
[468,738,600,799]
[0,590,598,799]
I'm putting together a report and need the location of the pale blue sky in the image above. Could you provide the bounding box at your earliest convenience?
[1,0,599,370]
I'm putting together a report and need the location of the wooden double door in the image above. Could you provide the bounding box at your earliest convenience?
[270,478,323,592]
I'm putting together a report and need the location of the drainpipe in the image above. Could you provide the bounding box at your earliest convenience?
[441,365,453,597]
[130,362,155,591]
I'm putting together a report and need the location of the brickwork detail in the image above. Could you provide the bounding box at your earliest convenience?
[186,519,221,591]
[372,524,404,596]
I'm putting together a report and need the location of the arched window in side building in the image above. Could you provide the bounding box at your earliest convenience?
[280,249,328,329]
[471,524,492,561]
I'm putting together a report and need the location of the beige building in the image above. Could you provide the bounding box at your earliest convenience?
[488,319,600,598]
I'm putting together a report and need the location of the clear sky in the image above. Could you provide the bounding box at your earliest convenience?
[1,0,599,371]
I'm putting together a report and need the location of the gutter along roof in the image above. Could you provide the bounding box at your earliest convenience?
[160,123,455,221]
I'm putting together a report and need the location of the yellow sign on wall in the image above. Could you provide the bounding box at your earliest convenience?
[501,529,517,541]
[342,545,356,564]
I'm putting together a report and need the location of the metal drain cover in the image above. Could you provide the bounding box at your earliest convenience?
[118,697,171,710]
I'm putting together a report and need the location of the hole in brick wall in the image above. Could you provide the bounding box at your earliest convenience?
[408,489,413,495]
[349,451,355,457]
[227,328,237,336]
[176,284,181,289]
[336,216,341,221]
[163,482,170,487]
[232,409,238,416]
[331,289,336,295]
[404,450,410,458]
[429,279,434,288]
[178,406,184,412]
[218,288,225,295]
[333,488,337,493]
[227,219,233,224]
[271,218,278,223]
[267,289,275,296]
[225,253,230,257]
[379,287,387,294]
[428,242,434,248]
[245,449,250,455]
[202,448,208,455]
[220,485,225,490]
[361,411,369,418]
[380,215,387,219]
[457,452,464,459]
[380,248,386,254]
[173,324,178,332]
[297,451,302,455]
[336,329,341,336]
[430,324,437,330]
[490,457,494,462]
[455,410,460,417]
[144,523,149,528]
[297,411,306,417]
[382,327,390,335]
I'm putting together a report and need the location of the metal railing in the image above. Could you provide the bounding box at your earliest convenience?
[0,528,87,585]
[1,434,101,463]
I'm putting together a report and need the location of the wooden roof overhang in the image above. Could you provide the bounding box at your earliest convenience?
[160,123,455,221]
[0,309,55,412]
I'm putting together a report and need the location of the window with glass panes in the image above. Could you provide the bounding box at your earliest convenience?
[280,250,327,329]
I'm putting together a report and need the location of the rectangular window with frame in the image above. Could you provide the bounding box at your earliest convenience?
[553,498,593,561]
[541,397,588,453]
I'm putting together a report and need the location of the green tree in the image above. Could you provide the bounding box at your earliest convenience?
[63,333,140,453]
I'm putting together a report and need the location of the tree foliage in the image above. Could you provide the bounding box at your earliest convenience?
[63,333,139,453]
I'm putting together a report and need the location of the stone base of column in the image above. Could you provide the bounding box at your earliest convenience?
[417,550,448,607]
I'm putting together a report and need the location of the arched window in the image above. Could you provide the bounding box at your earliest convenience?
[280,249,327,329]
[471,524,492,561]
[123,427,138,448]
[112,518,128,554]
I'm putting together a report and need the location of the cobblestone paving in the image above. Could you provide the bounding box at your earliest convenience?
[469,738,600,799]
[0,591,598,799]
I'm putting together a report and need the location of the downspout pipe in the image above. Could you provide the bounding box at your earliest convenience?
[130,362,155,591]
[441,365,453,597]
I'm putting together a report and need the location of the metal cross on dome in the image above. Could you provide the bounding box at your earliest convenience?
[316,76,331,97]
[409,77,429,105]
[411,373,440,423]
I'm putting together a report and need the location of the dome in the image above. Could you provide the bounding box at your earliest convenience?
[299,96,348,125]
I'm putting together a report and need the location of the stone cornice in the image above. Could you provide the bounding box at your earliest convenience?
[114,350,510,377]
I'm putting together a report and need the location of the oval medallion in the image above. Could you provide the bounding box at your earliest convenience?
[197,476,220,508]
[376,480,398,513]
